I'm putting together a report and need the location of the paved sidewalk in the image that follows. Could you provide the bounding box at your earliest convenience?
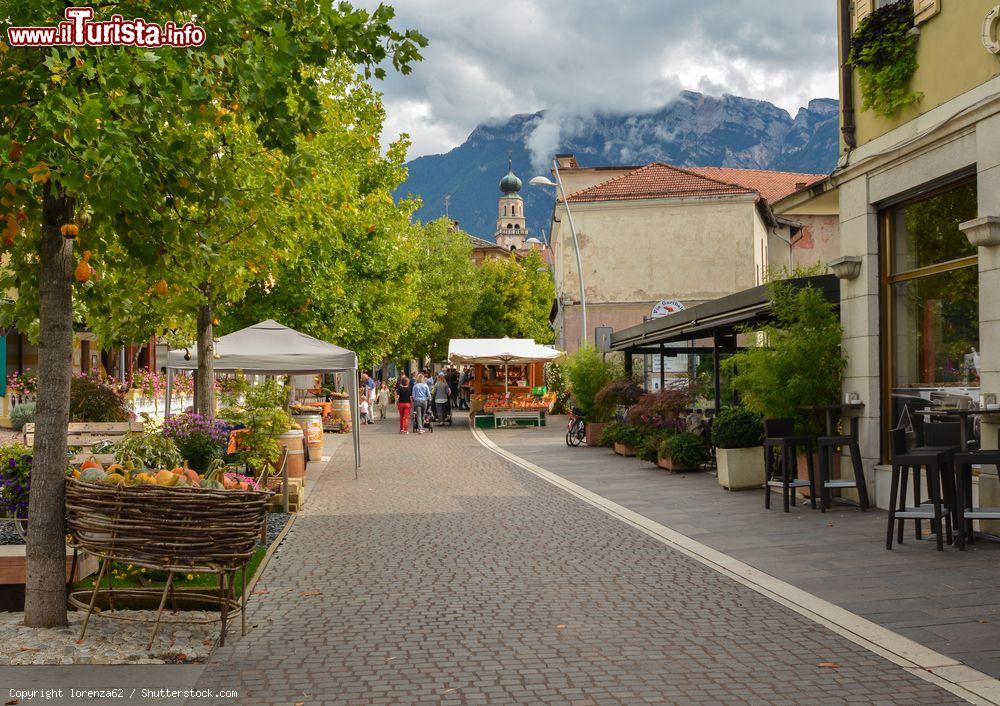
[484,418,1000,679]
[191,412,964,705]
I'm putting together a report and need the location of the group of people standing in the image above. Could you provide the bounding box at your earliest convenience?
[356,367,469,435]
[394,372,453,434]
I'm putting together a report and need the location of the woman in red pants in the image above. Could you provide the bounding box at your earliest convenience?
[395,375,412,434]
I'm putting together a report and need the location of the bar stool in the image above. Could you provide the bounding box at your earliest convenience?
[953,429,1000,550]
[818,415,870,512]
[763,418,815,512]
[885,426,956,551]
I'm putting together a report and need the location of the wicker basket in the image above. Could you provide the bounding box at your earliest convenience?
[65,477,272,572]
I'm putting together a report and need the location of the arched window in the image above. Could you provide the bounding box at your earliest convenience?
[503,205,507,216]
[507,223,514,229]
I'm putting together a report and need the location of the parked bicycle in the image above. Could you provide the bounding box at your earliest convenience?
[566,407,586,447]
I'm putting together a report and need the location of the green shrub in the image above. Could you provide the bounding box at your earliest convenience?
[660,432,709,469]
[598,421,623,448]
[711,407,764,449]
[69,374,130,422]
[615,424,644,449]
[9,401,35,432]
[564,346,617,422]
[638,429,677,462]
[544,361,571,415]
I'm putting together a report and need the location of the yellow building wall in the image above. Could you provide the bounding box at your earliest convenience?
[849,0,1000,147]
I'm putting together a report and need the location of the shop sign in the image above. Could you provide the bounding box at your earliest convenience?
[651,300,685,319]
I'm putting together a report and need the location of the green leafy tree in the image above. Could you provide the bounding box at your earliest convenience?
[395,218,478,362]
[224,67,422,368]
[0,1,424,627]
[723,282,845,438]
[471,250,555,343]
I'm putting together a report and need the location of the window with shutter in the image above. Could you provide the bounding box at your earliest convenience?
[914,0,940,24]
[854,0,874,31]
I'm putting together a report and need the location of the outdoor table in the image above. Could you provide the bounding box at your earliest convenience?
[799,403,865,436]
[920,408,994,451]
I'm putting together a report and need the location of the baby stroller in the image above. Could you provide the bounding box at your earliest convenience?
[429,398,453,427]
[412,405,434,433]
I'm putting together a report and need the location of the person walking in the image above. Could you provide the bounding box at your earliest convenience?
[376,382,390,421]
[433,372,451,426]
[412,374,431,434]
[395,376,412,434]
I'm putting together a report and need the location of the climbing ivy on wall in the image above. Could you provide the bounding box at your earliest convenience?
[849,0,922,117]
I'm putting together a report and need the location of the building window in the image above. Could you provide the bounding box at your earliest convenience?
[881,179,978,452]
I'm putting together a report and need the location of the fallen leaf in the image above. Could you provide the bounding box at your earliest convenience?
[556,624,566,629]
[817,662,840,668]
[300,591,322,597]
[7,698,20,705]
[253,589,269,595]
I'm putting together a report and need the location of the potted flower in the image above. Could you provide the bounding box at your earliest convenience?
[711,407,765,490]
[657,432,708,472]
[612,424,644,457]
[637,428,677,464]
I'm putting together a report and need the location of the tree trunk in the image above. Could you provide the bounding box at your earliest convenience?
[25,184,75,628]
[195,289,215,417]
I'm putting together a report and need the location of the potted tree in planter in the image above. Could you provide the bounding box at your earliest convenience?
[563,346,617,445]
[657,432,709,472]
[627,387,690,465]
[724,278,846,495]
[711,407,765,490]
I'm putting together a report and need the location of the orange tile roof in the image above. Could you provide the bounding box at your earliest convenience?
[686,167,827,204]
[565,163,754,203]
[564,163,828,205]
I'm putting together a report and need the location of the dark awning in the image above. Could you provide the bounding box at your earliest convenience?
[609,274,839,352]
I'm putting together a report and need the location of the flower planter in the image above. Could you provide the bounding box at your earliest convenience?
[613,442,638,457]
[716,446,765,490]
[585,422,607,447]
[656,455,701,472]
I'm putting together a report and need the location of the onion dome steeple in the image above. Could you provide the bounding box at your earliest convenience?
[499,160,522,195]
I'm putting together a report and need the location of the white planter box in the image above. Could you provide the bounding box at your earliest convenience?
[717,446,765,490]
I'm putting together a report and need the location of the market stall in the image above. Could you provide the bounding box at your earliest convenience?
[447,338,562,428]
[165,320,361,473]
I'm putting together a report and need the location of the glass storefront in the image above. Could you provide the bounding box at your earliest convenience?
[882,180,979,451]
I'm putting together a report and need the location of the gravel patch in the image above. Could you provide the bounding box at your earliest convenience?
[264,511,290,547]
[0,518,25,545]
[0,610,218,664]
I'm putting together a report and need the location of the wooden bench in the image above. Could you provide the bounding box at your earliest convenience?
[492,410,543,428]
[23,421,144,464]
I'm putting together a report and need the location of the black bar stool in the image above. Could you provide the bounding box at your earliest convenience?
[885,425,957,551]
[763,418,815,512]
[818,415,870,512]
[953,429,1000,550]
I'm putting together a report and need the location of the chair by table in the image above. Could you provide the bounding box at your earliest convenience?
[763,418,815,512]
[816,411,870,512]
[953,428,1000,550]
[885,425,959,551]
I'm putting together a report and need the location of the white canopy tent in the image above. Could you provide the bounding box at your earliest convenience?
[447,338,562,392]
[165,319,361,473]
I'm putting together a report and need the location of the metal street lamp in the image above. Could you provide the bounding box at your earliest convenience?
[530,162,588,349]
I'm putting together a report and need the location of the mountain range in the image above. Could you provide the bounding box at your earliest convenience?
[397,91,840,240]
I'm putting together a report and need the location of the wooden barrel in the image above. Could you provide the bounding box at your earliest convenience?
[293,413,324,462]
[328,397,350,423]
[277,429,306,479]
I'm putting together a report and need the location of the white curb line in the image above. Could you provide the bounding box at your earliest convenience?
[471,427,1000,706]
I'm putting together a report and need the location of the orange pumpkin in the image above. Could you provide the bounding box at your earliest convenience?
[80,457,103,473]
[181,468,200,486]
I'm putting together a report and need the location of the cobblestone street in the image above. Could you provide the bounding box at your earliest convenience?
[193,414,964,705]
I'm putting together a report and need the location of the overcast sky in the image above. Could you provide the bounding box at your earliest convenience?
[359,0,839,160]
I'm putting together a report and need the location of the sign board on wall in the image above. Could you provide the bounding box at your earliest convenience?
[651,299,686,319]
[648,300,688,375]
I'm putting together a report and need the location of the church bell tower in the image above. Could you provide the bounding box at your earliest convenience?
[495,161,527,251]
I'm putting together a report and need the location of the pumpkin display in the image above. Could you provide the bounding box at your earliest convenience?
[79,468,106,484]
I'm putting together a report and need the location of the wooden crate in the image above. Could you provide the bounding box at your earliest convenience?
[270,477,304,512]
[24,421,143,464]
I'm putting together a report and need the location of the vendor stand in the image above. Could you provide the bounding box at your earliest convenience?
[165,319,362,476]
[447,338,562,428]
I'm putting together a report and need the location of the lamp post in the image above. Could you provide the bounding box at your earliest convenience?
[530,162,588,349]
